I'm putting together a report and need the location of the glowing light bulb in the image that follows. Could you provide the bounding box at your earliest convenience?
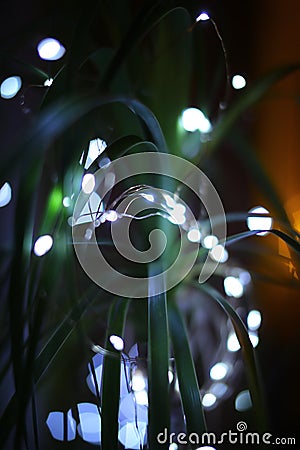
[209,362,229,381]
[0,76,22,99]
[34,235,53,256]
[181,108,212,133]
[37,37,66,60]
[109,334,124,351]
[81,173,95,194]
[227,332,241,352]
[202,393,217,408]
[202,235,218,249]
[247,310,262,331]
[196,12,210,22]
[232,74,246,90]
[223,276,244,298]
[0,182,12,207]
[247,206,272,236]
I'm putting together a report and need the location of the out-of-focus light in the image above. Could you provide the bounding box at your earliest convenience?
[0,76,22,99]
[134,389,148,406]
[196,448,216,450]
[235,390,252,411]
[209,244,228,263]
[63,196,71,208]
[249,332,259,348]
[210,382,228,398]
[232,74,246,90]
[209,362,229,381]
[247,206,272,236]
[82,173,95,194]
[163,194,177,209]
[103,210,118,222]
[181,108,212,133]
[202,235,218,249]
[169,443,178,450]
[224,276,244,298]
[0,182,12,207]
[34,235,53,256]
[227,332,241,352]
[247,310,262,331]
[239,270,251,285]
[37,37,66,61]
[77,403,101,444]
[84,138,107,170]
[132,370,146,392]
[44,78,54,87]
[46,410,76,441]
[118,421,147,450]
[109,335,124,351]
[187,227,201,243]
[202,393,217,408]
[196,12,210,22]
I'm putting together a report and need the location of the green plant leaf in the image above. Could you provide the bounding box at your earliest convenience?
[197,283,268,431]
[168,299,206,443]
[101,298,130,450]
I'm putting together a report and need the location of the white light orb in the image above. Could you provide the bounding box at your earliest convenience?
[0,182,12,207]
[249,332,259,348]
[227,332,241,352]
[132,370,146,392]
[232,74,246,90]
[37,37,66,61]
[34,235,53,256]
[210,382,228,398]
[247,310,262,331]
[0,76,22,99]
[235,390,252,411]
[223,276,244,298]
[247,206,272,236]
[81,173,95,194]
[187,227,201,243]
[202,392,217,408]
[134,389,148,406]
[196,12,210,22]
[181,107,212,133]
[62,196,71,208]
[209,362,228,381]
[109,334,124,351]
[209,244,228,263]
[44,78,54,87]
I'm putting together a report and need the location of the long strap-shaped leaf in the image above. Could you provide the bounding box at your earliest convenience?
[168,300,206,444]
[101,298,130,450]
[198,283,268,431]
[148,265,169,450]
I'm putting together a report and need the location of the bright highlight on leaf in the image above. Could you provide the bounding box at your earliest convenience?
[202,392,217,408]
[34,235,53,256]
[232,74,247,89]
[0,76,22,99]
[0,182,12,207]
[247,206,272,236]
[181,108,212,133]
[223,276,244,298]
[37,37,66,60]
